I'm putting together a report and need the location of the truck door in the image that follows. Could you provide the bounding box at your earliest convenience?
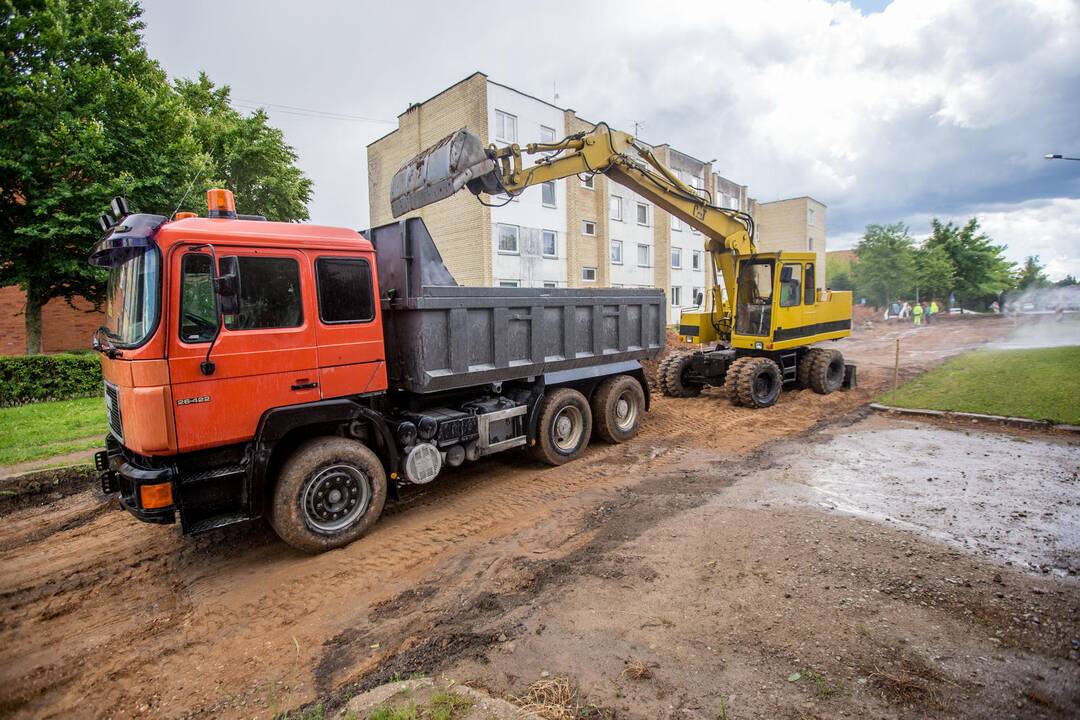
[309,252,388,398]
[169,247,321,452]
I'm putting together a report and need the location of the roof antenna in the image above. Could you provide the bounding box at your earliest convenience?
[171,156,208,220]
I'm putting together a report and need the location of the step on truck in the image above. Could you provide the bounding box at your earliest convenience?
[90,191,665,552]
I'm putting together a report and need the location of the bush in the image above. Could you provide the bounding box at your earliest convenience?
[0,353,103,406]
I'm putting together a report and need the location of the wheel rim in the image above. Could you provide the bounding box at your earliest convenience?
[552,406,585,452]
[301,463,372,534]
[613,391,639,431]
[827,358,844,384]
[753,371,776,400]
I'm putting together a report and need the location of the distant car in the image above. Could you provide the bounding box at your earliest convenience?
[1021,302,1035,311]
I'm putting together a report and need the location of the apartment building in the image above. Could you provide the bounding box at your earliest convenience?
[367,72,813,323]
[753,197,827,288]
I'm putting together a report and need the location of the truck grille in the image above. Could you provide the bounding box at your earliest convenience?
[104,382,123,442]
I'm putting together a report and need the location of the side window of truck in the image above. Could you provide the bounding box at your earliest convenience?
[223,256,303,330]
[179,253,218,343]
[315,257,375,323]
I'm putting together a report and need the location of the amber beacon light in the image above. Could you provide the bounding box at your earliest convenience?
[206,188,237,218]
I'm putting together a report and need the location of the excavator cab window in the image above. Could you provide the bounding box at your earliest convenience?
[779,263,802,308]
[735,258,774,336]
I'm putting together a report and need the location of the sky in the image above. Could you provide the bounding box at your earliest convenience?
[140,0,1080,280]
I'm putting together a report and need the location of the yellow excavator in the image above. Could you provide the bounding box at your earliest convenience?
[390,123,854,408]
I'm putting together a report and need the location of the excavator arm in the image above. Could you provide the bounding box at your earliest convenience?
[390,123,756,340]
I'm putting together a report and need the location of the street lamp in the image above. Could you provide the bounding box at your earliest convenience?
[1045,153,1080,161]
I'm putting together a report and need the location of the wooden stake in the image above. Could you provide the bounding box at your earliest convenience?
[893,337,900,405]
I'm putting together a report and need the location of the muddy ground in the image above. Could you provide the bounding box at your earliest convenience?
[2,316,1078,719]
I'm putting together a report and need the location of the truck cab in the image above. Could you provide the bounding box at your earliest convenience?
[91,191,664,552]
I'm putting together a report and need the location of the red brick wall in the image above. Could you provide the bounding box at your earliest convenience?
[0,285,103,355]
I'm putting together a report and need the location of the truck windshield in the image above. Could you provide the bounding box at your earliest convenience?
[103,248,161,347]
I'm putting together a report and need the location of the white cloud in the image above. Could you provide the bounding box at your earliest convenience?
[139,0,1080,274]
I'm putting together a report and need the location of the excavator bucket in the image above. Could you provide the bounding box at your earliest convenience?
[390,129,503,217]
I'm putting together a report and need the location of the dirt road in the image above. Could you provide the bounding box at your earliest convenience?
[4,316,1075,719]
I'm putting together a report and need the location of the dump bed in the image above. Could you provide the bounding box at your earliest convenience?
[366,219,666,394]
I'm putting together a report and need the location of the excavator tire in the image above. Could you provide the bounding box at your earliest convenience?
[724,356,756,406]
[659,353,703,398]
[806,348,845,395]
[734,356,783,409]
[796,348,824,388]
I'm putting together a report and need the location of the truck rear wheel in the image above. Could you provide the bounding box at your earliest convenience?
[592,375,645,444]
[731,356,783,409]
[531,388,593,465]
[270,436,387,553]
[658,352,703,398]
[805,348,845,395]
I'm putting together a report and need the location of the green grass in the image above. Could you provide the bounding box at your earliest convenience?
[883,346,1080,424]
[0,396,107,467]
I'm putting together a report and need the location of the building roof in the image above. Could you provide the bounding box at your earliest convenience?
[757,195,827,208]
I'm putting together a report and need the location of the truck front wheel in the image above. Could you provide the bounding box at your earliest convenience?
[270,436,387,553]
[531,388,593,466]
[592,375,645,443]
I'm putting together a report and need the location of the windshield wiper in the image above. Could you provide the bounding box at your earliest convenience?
[92,326,124,359]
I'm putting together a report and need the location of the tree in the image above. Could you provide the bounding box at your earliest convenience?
[1,2,313,353]
[924,218,1013,307]
[174,74,312,221]
[851,223,915,307]
[1054,274,1078,288]
[914,243,955,302]
[1015,255,1049,290]
[1,0,202,353]
[825,253,853,291]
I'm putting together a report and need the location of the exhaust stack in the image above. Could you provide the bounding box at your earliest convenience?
[389,129,504,217]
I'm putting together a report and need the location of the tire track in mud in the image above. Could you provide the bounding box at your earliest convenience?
[0,321,1010,718]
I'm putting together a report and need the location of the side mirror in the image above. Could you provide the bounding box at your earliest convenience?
[694,290,704,307]
[215,256,241,315]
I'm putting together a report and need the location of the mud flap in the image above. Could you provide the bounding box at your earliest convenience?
[843,364,857,390]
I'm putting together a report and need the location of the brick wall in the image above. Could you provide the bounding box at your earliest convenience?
[367,72,493,286]
[754,197,828,288]
[564,111,608,288]
[0,285,102,355]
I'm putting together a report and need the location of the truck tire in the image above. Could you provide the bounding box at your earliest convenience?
[531,388,593,465]
[806,348,845,395]
[658,353,703,398]
[592,374,645,444]
[723,356,754,406]
[734,356,783,408]
[270,436,387,553]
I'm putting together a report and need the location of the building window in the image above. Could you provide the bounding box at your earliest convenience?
[692,250,702,271]
[808,237,814,251]
[542,181,556,208]
[542,230,557,258]
[671,286,682,306]
[540,125,556,143]
[637,244,650,267]
[671,247,682,269]
[497,223,519,254]
[610,239,623,265]
[808,207,815,226]
[543,281,557,288]
[499,280,519,288]
[582,220,596,236]
[609,194,623,221]
[495,110,517,143]
[582,174,595,190]
[671,216,682,231]
[636,202,650,226]
[582,267,597,282]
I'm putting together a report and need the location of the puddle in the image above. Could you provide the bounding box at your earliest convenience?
[778,418,1080,575]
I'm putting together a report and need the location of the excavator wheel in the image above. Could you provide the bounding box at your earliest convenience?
[658,352,703,398]
[723,356,756,407]
[733,356,783,409]
[805,348,845,395]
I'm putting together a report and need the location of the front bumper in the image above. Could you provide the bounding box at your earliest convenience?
[96,440,176,525]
